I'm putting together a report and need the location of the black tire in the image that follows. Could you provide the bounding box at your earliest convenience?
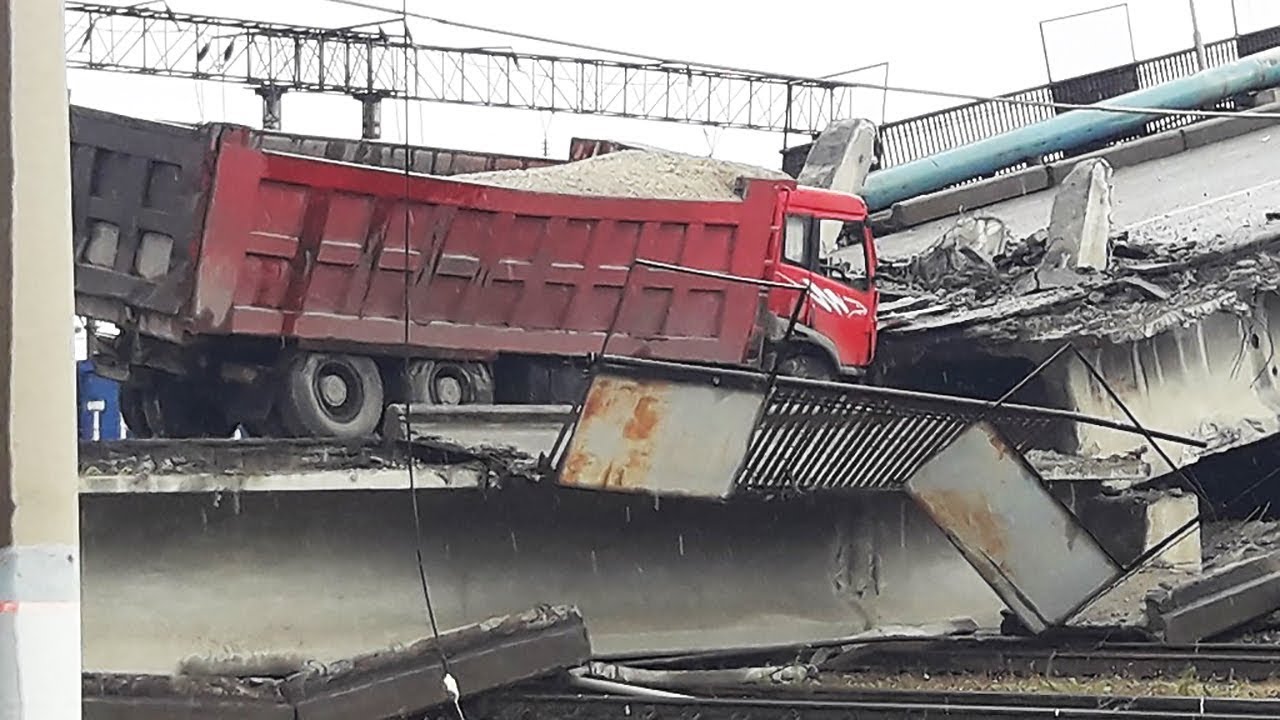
[136,376,236,439]
[119,384,153,439]
[278,353,384,439]
[401,360,494,405]
[776,348,838,381]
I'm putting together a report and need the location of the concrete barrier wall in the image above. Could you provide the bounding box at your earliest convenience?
[80,488,999,673]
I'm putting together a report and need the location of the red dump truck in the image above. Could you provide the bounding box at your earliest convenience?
[71,107,879,439]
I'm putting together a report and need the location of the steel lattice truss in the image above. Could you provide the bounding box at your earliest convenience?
[65,2,879,135]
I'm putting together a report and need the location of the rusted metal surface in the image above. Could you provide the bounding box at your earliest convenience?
[82,605,590,720]
[905,423,1123,632]
[555,356,1202,498]
[557,366,762,497]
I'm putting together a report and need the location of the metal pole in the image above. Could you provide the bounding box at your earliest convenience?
[1038,20,1054,82]
[1231,0,1240,38]
[1190,0,1208,70]
[0,2,83,719]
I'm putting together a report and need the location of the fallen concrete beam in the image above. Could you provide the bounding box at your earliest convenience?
[1038,158,1113,288]
[83,606,591,720]
[283,605,590,720]
[1145,551,1280,643]
[82,674,293,720]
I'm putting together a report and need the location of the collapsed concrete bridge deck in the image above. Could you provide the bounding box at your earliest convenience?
[839,101,1280,504]
[78,367,1205,677]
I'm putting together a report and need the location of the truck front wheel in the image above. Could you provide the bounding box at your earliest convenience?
[279,353,384,439]
[776,348,838,382]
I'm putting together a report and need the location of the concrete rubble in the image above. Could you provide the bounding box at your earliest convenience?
[1145,550,1280,644]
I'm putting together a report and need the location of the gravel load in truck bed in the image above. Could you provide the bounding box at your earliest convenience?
[457,149,790,201]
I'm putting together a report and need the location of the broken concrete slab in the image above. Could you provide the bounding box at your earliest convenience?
[283,605,590,720]
[83,606,591,720]
[1039,158,1113,288]
[798,119,878,194]
[1145,550,1280,643]
[82,673,293,720]
[1052,484,1201,571]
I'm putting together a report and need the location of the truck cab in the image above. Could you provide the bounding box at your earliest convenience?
[764,185,878,378]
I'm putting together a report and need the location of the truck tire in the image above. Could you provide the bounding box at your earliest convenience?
[777,348,837,381]
[279,352,384,439]
[119,384,153,439]
[401,360,495,405]
[136,377,235,439]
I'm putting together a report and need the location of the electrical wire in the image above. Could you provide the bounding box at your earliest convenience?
[321,0,1280,123]
[394,0,459,711]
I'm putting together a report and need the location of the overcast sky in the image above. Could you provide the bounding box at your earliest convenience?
[66,0,1280,167]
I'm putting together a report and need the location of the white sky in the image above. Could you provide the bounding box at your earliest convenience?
[67,0,1280,168]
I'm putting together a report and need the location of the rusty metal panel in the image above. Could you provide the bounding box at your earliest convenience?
[557,367,763,497]
[737,380,1058,493]
[905,423,1123,632]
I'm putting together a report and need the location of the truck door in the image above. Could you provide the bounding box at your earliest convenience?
[774,215,877,370]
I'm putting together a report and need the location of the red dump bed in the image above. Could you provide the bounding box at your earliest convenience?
[72,109,790,367]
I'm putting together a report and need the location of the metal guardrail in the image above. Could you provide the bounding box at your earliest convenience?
[552,354,1204,498]
[784,26,1280,176]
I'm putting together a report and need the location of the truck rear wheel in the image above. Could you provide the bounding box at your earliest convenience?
[119,384,153,439]
[401,360,495,405]
[279,352,384,439]
[129,376,235,439]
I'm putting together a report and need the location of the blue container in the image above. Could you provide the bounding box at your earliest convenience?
[77,360,124,441]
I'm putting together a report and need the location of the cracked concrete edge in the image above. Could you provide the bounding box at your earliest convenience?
[879,100,1280,233]
[78,466,487,494]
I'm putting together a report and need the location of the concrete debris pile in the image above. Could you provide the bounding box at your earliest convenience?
[458,149,789,201]
[876,216,1048,300]
[879,227,1280,345]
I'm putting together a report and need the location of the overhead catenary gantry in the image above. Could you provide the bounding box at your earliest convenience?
[63,1,873,139]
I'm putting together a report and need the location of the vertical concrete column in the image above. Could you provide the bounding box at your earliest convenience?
[357,93,384,139]
[0,2,82,719]
[255,85,286,130]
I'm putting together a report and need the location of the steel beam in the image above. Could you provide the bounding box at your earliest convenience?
[62,2,860,136]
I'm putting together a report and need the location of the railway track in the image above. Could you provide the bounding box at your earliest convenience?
[481,690,1280,720]
[824,639,1280,681]
[615,636,1280,682]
